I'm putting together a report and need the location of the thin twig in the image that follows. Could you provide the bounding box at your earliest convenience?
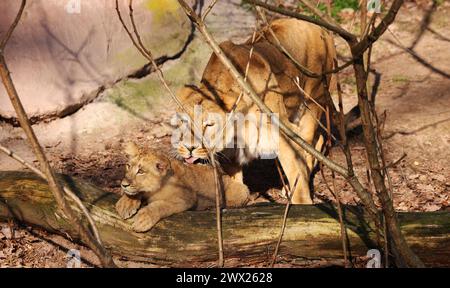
[373,104,395,268]
[270,160,299,267]
[353,0,405,55]
[292,77,339,143]
[374,153,407,171]
[256,6,353,78]
[360,0,368,37]
[322,107,350,267]
[245,0,357,42]
[0,0,27,50]
[125,0,185,112]
[297,0,342,28]
[214,25,258,149]
[256,6,320,78]
[210,152,224,267]
[202,0,219,21]
[319,167,350,266]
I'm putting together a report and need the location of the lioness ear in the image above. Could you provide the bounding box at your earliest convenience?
[124,142,139,158]
[177,86,193,103]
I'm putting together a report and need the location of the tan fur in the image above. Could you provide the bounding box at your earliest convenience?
[116,142,250,232]
[174,19,336,204]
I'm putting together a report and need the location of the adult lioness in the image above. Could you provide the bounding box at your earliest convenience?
[116,142,250,232]
[173,18,336,204]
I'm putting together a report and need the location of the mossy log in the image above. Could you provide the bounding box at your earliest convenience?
[0,171,449,267]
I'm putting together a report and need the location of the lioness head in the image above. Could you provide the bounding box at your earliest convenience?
[173,85,279,165]
[121,143,171,196]
[172,86,230,164]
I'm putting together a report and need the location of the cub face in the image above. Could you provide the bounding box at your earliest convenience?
[121,142,171,196]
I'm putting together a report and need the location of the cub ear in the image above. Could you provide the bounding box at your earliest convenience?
[124,142,139,158]
[155,159,170,174]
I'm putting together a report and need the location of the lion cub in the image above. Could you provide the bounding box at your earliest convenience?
[115,142,250,232]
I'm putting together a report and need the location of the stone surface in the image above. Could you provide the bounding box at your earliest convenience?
[0,0,190,119]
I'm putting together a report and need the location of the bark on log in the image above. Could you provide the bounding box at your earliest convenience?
[0,171,449,267]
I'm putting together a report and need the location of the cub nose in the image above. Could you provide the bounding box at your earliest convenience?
[121,180,130,189]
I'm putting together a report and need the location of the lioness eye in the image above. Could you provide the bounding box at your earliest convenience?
[137,168,144,175]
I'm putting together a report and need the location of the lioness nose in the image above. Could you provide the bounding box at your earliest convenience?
[184,144,195,152]
[121,180,130,189]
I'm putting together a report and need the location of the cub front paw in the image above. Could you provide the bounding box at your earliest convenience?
[115,195,141,219]
[131,209,158,233]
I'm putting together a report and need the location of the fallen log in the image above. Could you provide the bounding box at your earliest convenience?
[0,171,449,267]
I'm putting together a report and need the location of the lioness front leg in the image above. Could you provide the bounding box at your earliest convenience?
[279,104,323,204]
[264,91,316,204]
[277,134,312,204]
[132,198,194,232]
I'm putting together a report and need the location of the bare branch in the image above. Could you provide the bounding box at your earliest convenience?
[360,0,368,36]
[0,0,27,50]
[319,166,350,267]
[270,160,299,267]
[297,0,342,28]
[375,153,407,171]
[202,0,218,21]
[214,25,259,149]
[353,0,404,55]
[350,1,424,265]
[244,0,357,42]
[210,152,224,267]
[255,6,321,78]
[255,4,353,77]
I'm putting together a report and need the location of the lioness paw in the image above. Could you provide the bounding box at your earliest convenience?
[131,209,159,233]
[115,195,141,219]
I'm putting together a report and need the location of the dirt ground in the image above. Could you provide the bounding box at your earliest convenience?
[0,1,449,267]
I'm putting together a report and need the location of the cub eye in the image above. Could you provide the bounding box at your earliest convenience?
[204,121,215,127]
[137,168,145,175]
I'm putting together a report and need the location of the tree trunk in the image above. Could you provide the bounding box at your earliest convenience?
[0,171,448,267]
